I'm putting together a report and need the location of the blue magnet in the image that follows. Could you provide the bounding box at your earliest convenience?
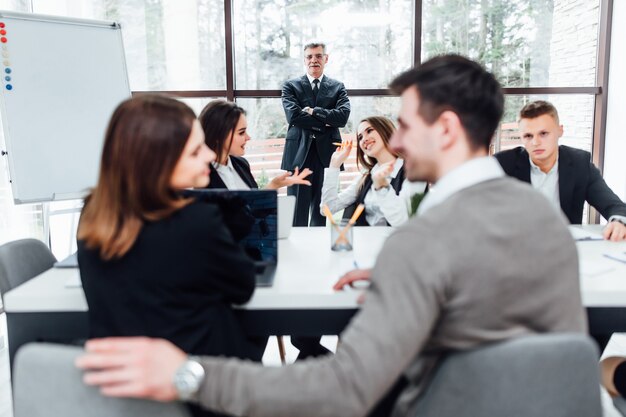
[4,76,10,81]
[6,84,12,90]
[4,68,10,74]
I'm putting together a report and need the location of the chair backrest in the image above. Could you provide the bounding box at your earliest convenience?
[0,239,56,299]
[410,333,602,417]
[13,343,192,417]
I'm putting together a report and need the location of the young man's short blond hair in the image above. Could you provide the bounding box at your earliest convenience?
[519,100,560,124]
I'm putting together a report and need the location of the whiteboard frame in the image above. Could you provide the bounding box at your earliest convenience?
[0,11,130,204]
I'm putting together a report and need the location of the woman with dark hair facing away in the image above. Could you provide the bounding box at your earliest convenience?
[321,116,427,226]
[77,95,263,417]
[199,99,312,190]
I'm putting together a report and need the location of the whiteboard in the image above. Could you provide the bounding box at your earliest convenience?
[0,11,130,203]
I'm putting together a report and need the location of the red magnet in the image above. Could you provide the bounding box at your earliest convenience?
[0,23,5,29]
[0,30,6,35]
[0,38,6,43]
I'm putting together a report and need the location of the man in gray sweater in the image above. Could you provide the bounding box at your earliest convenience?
[77,55,587,417]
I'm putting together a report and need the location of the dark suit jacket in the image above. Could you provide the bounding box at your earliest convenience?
[281,75,350,170]
[207,156,259,190]
[342,166,406,226]
[495,145,626,224]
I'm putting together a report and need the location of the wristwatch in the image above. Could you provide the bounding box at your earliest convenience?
[173,356,205,401]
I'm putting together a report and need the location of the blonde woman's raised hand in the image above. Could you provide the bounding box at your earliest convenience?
[329,140,353,169]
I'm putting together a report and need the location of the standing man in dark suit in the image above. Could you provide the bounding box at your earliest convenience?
[495,100,626,241]
[281,42,351,226]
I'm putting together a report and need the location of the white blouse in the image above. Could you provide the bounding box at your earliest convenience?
[320,159,427,226]
[212,157,251,190]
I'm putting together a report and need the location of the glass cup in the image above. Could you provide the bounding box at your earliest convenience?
[331,219,353,251]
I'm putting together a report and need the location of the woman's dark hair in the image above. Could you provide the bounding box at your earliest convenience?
[77,95,196,260]
[199,100,246,162]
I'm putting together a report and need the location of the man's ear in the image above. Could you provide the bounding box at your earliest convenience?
[558,124,564,138]
[437,110,462,150]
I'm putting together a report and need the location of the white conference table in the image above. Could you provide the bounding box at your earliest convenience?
[5,225,626,364]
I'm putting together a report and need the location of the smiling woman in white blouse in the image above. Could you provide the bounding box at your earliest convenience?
[199,100,312,191]
[321,116,427,226]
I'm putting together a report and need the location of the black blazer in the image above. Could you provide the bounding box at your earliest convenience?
[342,166,406,226]
[281,75,350,170]
[78,201,262,361]
[207,155,259,189]
[495,145,626,224]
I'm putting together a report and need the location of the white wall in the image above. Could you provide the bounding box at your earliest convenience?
[603,0,626,200]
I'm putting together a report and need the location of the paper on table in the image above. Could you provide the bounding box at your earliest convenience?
[601,333,626,361]
[604,251,626,265]
[64,270,82,288]
[579,259,616,277]
[569,227,604,241]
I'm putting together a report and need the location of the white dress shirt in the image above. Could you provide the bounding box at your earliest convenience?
[418,156,504,216]
[529,157,561,213]
[321,159,427,226]
[212,157,251,190]
[306,73,324,91]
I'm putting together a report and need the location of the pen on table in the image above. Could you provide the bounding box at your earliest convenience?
[353,260,360,270]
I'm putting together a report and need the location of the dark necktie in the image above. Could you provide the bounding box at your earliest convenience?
[312,78,320,99]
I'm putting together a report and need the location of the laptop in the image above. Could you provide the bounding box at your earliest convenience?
[278,195,296,239]
[186,189,278,287]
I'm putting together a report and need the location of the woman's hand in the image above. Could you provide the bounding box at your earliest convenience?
[267,167,313,189]
[329,140,353,169]
[372,160,395,190]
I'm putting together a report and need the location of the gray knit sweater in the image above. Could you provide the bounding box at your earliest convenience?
[195,177,587,417]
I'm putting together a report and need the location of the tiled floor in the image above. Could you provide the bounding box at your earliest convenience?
[0,315,336,416]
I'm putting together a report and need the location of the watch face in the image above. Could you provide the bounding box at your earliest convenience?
[174,360,205,400]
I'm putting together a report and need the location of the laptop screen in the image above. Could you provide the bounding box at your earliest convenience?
[184,189,278,264]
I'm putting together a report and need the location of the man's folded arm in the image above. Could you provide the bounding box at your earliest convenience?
[311,84,351,128]
[282,83,327,131]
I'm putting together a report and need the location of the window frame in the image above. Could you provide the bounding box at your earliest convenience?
[129,0,613,224]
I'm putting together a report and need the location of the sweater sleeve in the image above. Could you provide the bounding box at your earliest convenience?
[194,226,450,417]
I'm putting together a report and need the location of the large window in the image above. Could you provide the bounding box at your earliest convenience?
[422,0,600,87]
[233,0,413,89]
[0,0,612,251]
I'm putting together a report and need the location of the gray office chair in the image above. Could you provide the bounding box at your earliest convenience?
[0,238,57,303]
[13,343,191,417]
[409,333,602,417]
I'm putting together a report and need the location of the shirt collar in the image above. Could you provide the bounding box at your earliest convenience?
[214,156,235,171]
[306,73,324,84]
[529,155,559,175]
[418,156,505,216]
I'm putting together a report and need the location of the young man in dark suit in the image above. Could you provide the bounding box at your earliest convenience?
[281,42,351,227]
[495,100,626,241]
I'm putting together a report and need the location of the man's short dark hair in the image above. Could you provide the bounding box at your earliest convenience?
[519,100,560,124]
[304,42,326,53]
[389,55,504,151]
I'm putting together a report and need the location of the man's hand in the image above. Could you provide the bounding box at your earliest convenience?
[333,268,371,290]
[267,167,313,189]
[334,269,372,304]
[75,337,187,402]
[372,160,395,190]
[302,106,314,115]
[604,221,626,242]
